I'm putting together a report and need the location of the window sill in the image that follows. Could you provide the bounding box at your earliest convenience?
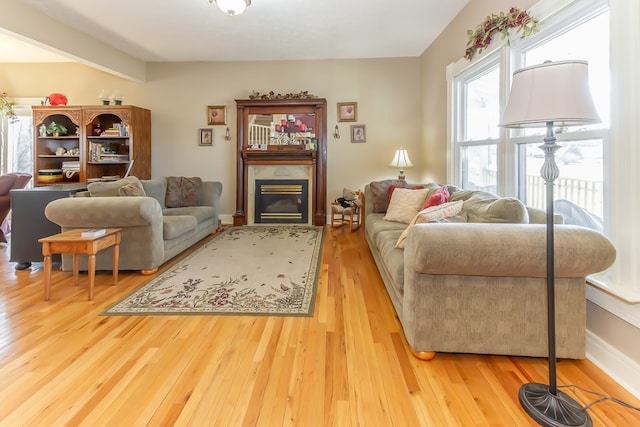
[588,273,640,303]
[587,273,640,329]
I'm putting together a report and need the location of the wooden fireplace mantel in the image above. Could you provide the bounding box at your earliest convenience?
[234,98,327,226]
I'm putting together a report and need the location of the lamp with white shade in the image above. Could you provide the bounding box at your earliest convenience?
[389,147,413,180]
[210,0,251,16]
[499,60,600,427]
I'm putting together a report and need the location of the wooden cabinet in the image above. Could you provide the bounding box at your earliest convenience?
[235,98,327,226]
[33,107,83,186]
[83,106,151,182]
[32,105,151,186]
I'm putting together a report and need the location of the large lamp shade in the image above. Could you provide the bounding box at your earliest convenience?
[499,60,600,128]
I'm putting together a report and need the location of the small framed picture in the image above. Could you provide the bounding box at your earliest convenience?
[350,124,366,143]
[199,128,213,146]
[207,105,227,125]
[337,102,358,122]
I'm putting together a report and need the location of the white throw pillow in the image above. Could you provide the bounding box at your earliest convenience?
[395,200,464,248]
[383,187,430,224]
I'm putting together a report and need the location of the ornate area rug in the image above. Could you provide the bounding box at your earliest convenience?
[103,225,324,316]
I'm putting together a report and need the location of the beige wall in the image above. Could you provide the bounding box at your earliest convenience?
[0,58,422,220]
[419,0,536,183]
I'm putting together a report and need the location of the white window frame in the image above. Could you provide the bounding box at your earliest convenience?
[450,52,501,190]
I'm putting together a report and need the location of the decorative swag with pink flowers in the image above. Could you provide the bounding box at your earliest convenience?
[465,7,540,61]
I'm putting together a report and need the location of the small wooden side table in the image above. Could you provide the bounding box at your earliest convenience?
[39,228,122,301]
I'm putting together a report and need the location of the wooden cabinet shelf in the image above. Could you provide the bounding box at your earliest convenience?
[32,105,150,186]
[37,155,80,158]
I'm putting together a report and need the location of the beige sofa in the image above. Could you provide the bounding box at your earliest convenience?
[364,180,616,360]
[45,176,222,273]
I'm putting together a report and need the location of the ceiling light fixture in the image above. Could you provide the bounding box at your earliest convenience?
[210,0,251,16]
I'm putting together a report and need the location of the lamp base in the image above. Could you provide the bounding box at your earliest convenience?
[519,383,592,427]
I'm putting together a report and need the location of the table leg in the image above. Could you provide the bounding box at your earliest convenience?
[88,253,96,301]
[112,240,120,285]
[73,253,79,286]
[43,247,51,301]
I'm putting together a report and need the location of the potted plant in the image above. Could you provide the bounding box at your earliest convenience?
[47,121,67,137]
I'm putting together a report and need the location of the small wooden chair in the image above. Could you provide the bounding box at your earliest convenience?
[330,189,364,231]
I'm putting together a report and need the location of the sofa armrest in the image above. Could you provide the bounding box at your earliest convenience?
[200,181,223,209]
[45,196,163,228]
[405,223,616,278]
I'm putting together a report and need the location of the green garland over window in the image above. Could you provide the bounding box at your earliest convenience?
[465,7,540,61]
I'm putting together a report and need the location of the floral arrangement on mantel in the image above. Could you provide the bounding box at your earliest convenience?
[249,90,317,100]
[0,92,17,123]
[465,7,540,61]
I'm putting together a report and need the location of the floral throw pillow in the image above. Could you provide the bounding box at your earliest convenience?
[118,182,146,197]
[165,176,202,208]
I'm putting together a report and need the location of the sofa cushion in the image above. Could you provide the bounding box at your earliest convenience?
[163,215,198,240]
[395,200,464,248]
[163,206,216,224]
[165,176,203,208]
[141,178,168,207]
[451,190,529,223]
[375,230,407,297]
[370,179,407,213]
[87,176,145,197]
[383,187,429,224]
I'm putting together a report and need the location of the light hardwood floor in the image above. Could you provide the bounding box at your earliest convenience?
[0,226,639,426]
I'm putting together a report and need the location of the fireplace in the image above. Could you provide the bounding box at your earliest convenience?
[255,179,309,223]
[234,98,327,226]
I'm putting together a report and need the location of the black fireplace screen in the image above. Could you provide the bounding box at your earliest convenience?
[255,179,309,223]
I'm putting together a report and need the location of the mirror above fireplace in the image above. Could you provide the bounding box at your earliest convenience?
[234,98,327,226]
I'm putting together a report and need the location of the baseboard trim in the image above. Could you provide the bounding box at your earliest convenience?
[219,214,234,225]
[586,330,640,399]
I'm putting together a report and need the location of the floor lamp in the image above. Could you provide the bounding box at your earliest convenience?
[499,60,600,427]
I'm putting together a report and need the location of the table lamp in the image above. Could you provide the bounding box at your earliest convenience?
[389,147,413,180]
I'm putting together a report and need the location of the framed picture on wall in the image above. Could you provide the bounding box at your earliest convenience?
[207,106,227,125]
[337,102,358,122]
[199,128,213,146]
[350,124,366,143]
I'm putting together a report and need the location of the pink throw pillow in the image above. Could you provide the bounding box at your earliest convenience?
[422,186,450,209]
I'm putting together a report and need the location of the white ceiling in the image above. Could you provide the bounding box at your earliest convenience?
[2,0,469,63]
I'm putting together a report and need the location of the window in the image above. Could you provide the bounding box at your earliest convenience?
[449,0,608,225]
[453,59,500,193]
[511,9,609,232]
[447,0,640,303]
[1,101,35,179]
